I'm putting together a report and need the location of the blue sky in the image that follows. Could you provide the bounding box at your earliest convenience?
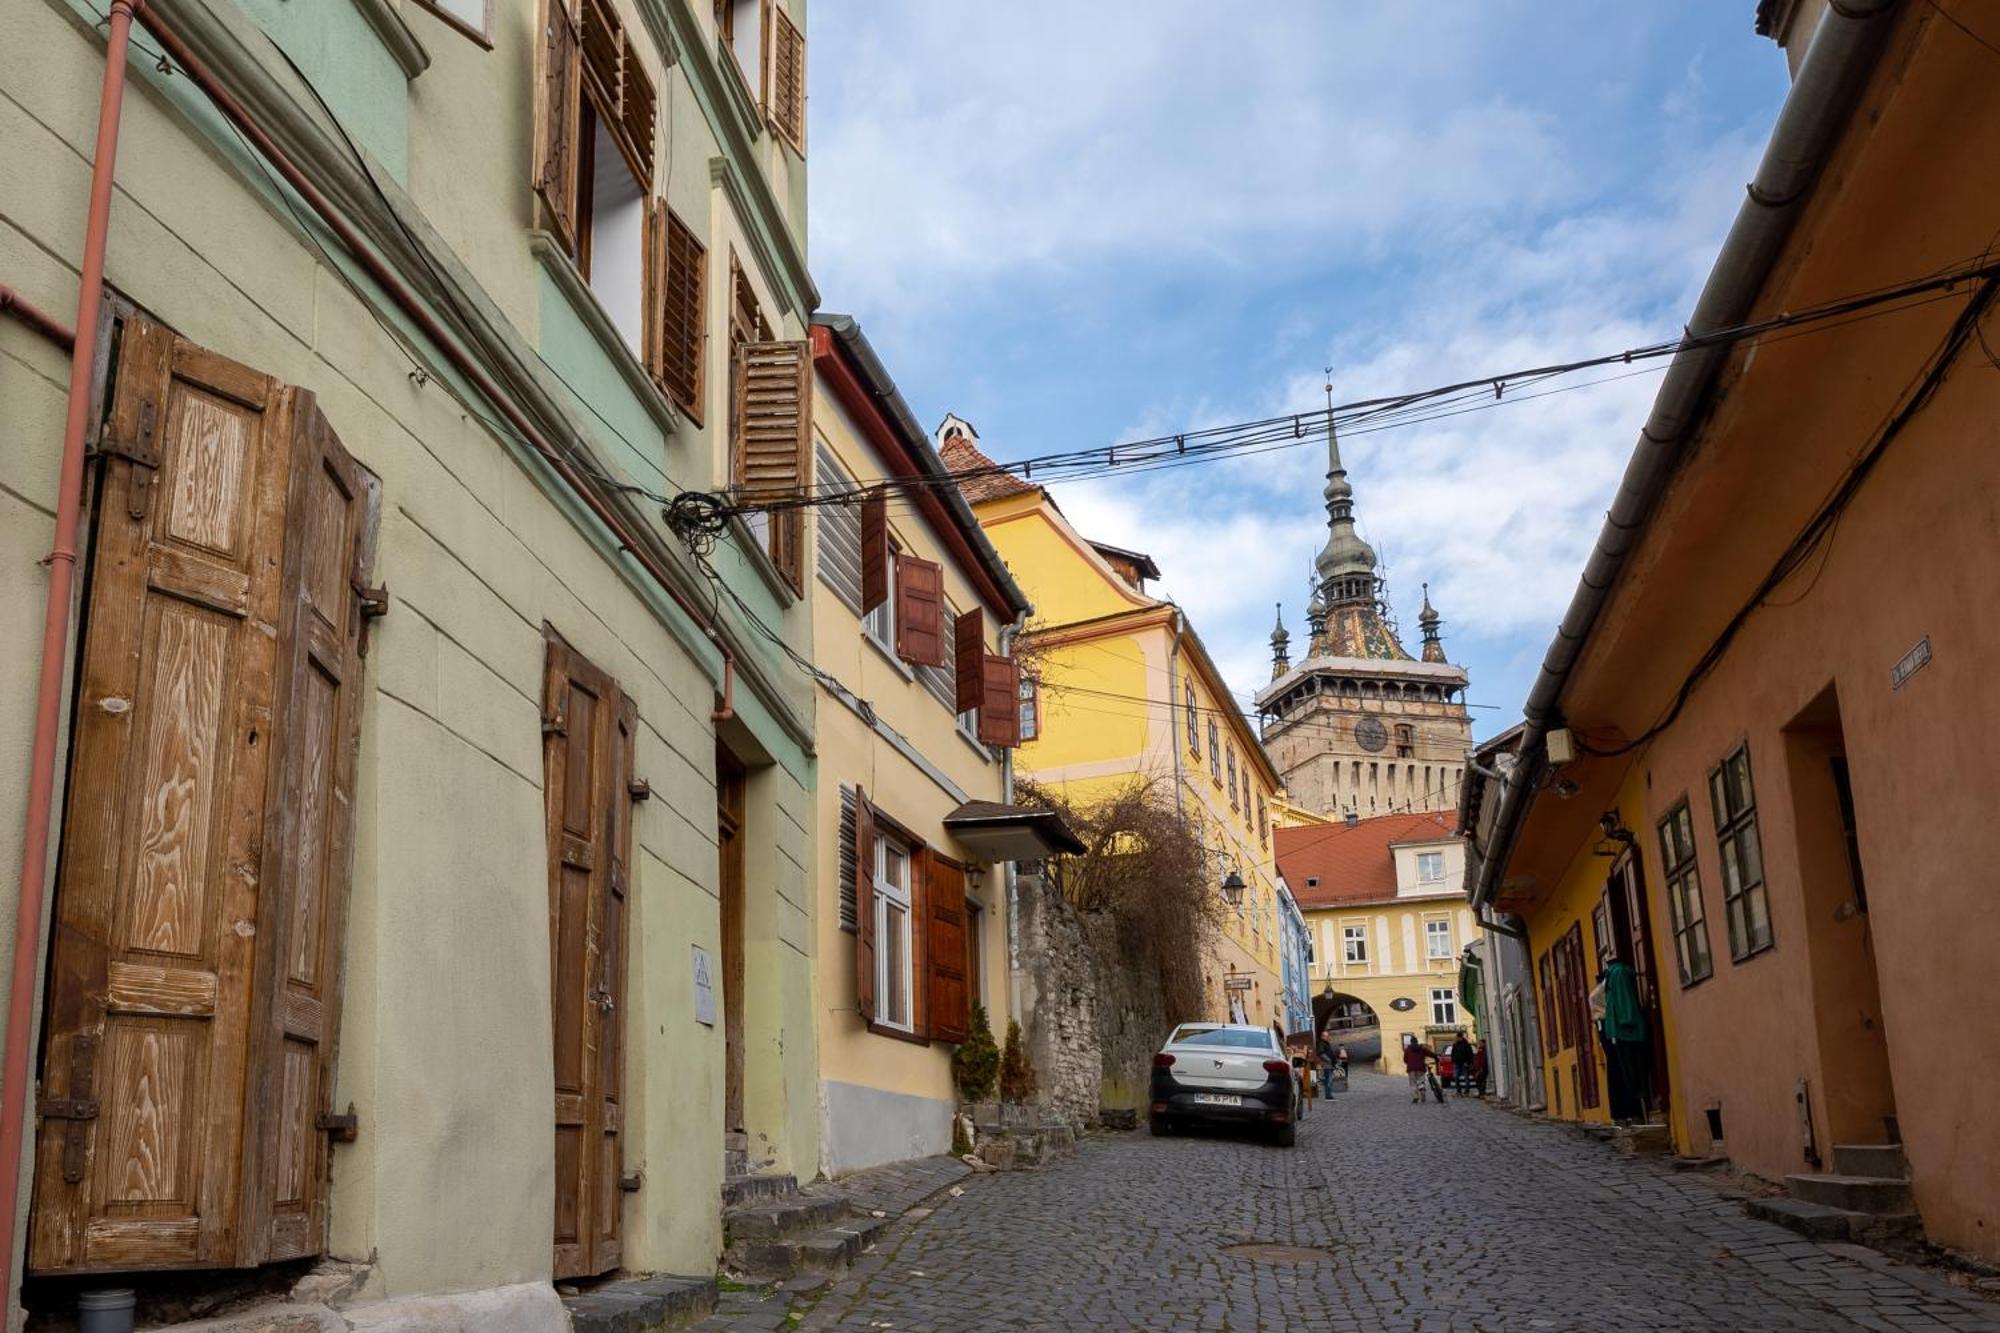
[805,3,1788,740]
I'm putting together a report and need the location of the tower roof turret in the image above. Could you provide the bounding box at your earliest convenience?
[1313,386,1378,597]
[1270,603,1291,679]
[1419,583,1448,664]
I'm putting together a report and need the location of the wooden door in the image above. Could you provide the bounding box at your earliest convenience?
[1558,924,1600,1112]
[29,321,378,1274]
[1609,853,1671,1112]
[716,752,746,1135]
[542,631,636,1280]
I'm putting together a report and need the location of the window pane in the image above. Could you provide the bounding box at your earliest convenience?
[1725,893,1748,961]
[1736,823,1763,888]
[1675,806,1694,861]
[1745,884,1772,953]
[1730,749,1754,814]
[1719,836,1742,897]
[884,902,908,1025]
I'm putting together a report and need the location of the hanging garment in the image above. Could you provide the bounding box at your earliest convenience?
[1602,961,1648,1042]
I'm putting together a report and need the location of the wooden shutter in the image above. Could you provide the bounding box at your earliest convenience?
[28,321,379,1275]
[542,631,636,1279]
[732,339,811,501]
[535,0,583,251]
[580,0,654,187]
[654,208,707,418]
[953,607,984,712]
[767,5,806,155]
[977,654,1020,747]
[894,553,944,668]
[924,858,969,1044]
[859,491,888,614]
[853,789,876,1021]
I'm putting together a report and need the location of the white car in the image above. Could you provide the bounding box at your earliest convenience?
[1148,1022,1299,1146]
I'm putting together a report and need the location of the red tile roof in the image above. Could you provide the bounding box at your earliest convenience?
[940,433,1037,504]
[1275,810,1459,910]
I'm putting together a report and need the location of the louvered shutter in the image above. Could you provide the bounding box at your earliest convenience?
[924,858,969,1043]
[853,789,876,1020]
[28,321,379,1274]
[815,444,863,610]
[859,491,888,613]
[767,5,806,155]
[837,786,859,932]
[954,608,984,712]
[655,209,706,417]
[894,553,944,668]
[535,0,583,251]
[977,654,1021,747]
[732,340,811,501]
[580,0,654,186]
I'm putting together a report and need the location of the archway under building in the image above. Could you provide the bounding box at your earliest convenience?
[1313,989,1381,1064]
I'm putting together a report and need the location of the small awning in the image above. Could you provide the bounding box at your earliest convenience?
[943,800,1086,862]
[1458,940,1486,1022]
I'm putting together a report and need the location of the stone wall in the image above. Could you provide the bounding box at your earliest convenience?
[1013,868,1172,1128]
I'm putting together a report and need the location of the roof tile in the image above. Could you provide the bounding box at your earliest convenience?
[1275,810,1459,909]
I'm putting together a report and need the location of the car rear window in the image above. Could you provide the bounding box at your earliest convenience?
[1170,1027,1273,1050]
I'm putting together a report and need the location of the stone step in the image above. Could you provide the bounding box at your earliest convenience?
[562,1274,718,1333]
[723,1191,851,1243]
[1746,1197,1923,1247]
[1785,1172,1913,1214]
[1831,1143,1907,1180]
[724,1215,888,1281]
[721,1172,798,1209]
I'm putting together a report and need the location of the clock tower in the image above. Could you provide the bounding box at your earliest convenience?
[1254,400,1472,819]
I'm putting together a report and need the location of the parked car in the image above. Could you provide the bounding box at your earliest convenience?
[1148,1022,1299,1146]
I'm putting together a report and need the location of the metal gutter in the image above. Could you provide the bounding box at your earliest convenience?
[1470,0,1902,908]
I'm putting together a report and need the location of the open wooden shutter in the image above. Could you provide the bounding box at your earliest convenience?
[28,321,379,1275]
[924,858,969,1044]
[953,608,984,712]
[853,789,876,1021]
[894,553,944,668]
[977,654,1021,747]
[731,340,811,501]
[767,5,806,155]
[580,0,654,187]
[535,0,583,251]
[258,391,379,1263]
[541,630,635,1280]
[654,208,707,418]
[859,491,888,614]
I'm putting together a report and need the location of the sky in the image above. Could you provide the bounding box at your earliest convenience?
[805,2,1788,741]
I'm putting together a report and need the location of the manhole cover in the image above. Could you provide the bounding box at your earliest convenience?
[1219,1242,1333,1264]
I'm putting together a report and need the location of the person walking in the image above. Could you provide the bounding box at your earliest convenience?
[1335,1043,1351,1079]
[1449,1030,1476,1098]
[1473,1039,1490,1098]
[1402,1035,1437,1104]
[1317,1032,1338,1099]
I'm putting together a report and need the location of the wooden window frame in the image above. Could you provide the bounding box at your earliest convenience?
[415,0,495,47]
[1185,679,1200,755]
[871,826,918,1036]
[1657,798,1714,986]
[724,253,806,593]
[1208,720,1222,784]
[1227,747,1240,810]
[654,207,707,422]
[766,3,806,155]
[1424,917,1453,961]
[1342,923,1368,969]
[1017,671,1040,742]
[1537,951,1559,1056]
[1708,742,1774,962]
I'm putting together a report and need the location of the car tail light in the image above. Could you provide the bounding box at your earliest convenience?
[1153,1053,1176,1068]
[1262,1059,1290,1075]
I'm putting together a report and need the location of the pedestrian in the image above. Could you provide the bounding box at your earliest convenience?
[1473,1040,1490,1098]
[1449,1029,1476,1097]
[1336,1043,1350,1078]
[1317,1031,1338,1099]
[1402,1035,1437,1104]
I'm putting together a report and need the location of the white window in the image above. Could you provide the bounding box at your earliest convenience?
[874,834,913,1030]
[416,0,489,41]
[1018,674,1039,742]
[1343,924,1368,966]
[1426,918,1453,960]
[722,0,762,89]
[1417,851,1445,884]
[583,118,647,356]
[863,541,898,650]
[1430,987,1457,1026]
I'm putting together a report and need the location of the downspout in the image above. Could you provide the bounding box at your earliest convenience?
[1471,0,1900,910]
[1001,614,1025,1026]
[130,7,736,722]
[1167,610,1187,823]
[2,1,140,1314]
[0,286,77,351]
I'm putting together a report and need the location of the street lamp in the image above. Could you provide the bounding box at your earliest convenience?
[1219,869,1246,908]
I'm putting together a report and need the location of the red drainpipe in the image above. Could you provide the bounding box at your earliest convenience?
[0,286,76,351]
[0,0,140,1311]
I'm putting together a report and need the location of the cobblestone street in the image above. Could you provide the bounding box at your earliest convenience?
[724,1074,1999,1333]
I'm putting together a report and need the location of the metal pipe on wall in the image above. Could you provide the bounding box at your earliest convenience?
[0,286,77,350]
[1,2,142,1315]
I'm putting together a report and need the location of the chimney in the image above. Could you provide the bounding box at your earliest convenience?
[1343,808,1358,829]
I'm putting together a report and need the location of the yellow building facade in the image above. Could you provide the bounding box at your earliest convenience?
[940,423,1286,1030]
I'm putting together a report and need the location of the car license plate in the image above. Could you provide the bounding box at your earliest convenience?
[1192,1093,1241,1107]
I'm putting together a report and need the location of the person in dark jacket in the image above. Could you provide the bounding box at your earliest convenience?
[1317,1033,1338,1099]
[1473,1040,1491,1097]
[1449,1030,1476,1096]
[1402,1036,1438,1104]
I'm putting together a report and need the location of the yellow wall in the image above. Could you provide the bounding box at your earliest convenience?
[809,380,1017,1175]
[1305,891,1478,1064]
[1520,769,1687,1146]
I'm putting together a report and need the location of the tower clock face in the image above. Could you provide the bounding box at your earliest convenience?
[1354,715,1388,753]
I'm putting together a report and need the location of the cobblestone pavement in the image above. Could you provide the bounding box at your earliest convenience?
[752,1072,1999,1332]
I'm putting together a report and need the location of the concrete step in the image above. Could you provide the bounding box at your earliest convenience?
[562,1274,718,1333]
[1786,1172,1913,1214]
[1832,1143,1907,1179]
[1747,1196,1923,1247]
[722,1191,851,1243]
[720,1172,798,1209]
[724,1215,887,1281]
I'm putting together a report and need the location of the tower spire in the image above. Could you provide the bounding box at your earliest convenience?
[1314,370,1378,606]
[1419,582,1447,664]
[1270,603,1291,679]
